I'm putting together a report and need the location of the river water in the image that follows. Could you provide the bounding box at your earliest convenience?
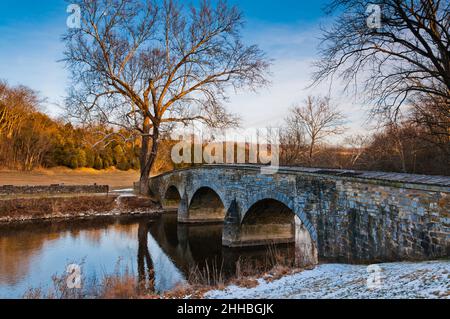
[0,214,297,298]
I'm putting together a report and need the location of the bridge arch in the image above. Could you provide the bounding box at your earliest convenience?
[239,197,318,266]
[187,182,227,207]
[162,185,182,211]
[241,193,317,242]
[187,186,227,223]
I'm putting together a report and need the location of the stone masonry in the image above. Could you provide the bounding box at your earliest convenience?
[149,165,450,263]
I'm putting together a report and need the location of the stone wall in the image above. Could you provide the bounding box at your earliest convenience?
[0,184,109,195]
[312,179,449,262]
[149,165,450,263]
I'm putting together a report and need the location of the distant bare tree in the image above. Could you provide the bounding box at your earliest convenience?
[62,0,269,193]
[313,0,449,121]
[288,96,346,165]
[13,113,55,171]
[0,81,38,139]
[277,115,307,165]
[410,94,450,153]
[344,134,371,168]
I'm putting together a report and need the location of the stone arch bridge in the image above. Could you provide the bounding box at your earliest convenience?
[148,165,449,264]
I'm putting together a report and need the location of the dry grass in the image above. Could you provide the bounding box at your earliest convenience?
[99,274,143,299]
[188,259,225,287]
[163,284,213,299]
[21,246,308,299]
[0,167,139,189]
[0,194,160,223]
[172,244,306,298]
[262,265,299,283]
[23,260,158,299]
[117,196,160,210]
[0,195,118,220]
[230,277,259,289]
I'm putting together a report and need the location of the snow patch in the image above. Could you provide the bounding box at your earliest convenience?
[205,261,450,299]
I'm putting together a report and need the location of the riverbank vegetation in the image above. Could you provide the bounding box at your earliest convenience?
[22,257,450,299]
[22,244,306,299]
[0,192,160,224]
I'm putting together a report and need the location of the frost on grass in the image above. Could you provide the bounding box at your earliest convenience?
[205,261,450,299]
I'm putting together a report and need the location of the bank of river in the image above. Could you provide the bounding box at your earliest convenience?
[0,190,160,224]
[205,260,450,299]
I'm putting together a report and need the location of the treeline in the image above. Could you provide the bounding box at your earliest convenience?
[0,81,140,171]
[1,82,448,176]
[278,96,449,176]
[279,125,449,176]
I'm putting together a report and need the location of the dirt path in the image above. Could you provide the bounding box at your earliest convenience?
[0,167,140,189]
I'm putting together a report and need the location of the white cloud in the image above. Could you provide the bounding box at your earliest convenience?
[225,22,374,140]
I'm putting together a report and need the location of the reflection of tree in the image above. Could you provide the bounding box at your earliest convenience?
[0,233,52,285]
[0,218,143,286]
[137,222,154,293]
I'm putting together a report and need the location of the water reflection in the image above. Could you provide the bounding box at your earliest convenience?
[0,214,298,298]
[148,214,298,280]
[137,221,186,293]
[0,217,144,297]
[137,222,155,292]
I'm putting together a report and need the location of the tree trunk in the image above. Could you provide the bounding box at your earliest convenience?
[139,120,160,195]
[308,140,315,167]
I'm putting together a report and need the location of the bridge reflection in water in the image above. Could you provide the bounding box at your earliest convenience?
[160,183,318,268]
[141,213,300,289]
[0,214,307,297]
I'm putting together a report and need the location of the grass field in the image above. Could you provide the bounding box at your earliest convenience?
[0,167,140,189]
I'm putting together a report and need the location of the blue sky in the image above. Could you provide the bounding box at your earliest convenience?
[0,0,367,136]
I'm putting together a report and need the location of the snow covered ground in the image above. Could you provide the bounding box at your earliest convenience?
[205,260,450,299]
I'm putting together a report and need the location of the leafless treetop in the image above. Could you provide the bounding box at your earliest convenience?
[313,0,449,119]
[63,0,270,133]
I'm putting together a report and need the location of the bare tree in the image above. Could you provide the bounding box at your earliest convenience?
[313,0,449,121]
[287,96,346,165]
[13,113,55,171]
[410,94,450,153]
[62,0,269,193]
[0,81,38,139]
[344,134,371,168]
[277,116,307,165]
